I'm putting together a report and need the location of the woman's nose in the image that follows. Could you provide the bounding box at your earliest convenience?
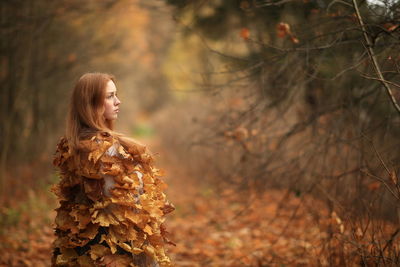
[115,96,121,105]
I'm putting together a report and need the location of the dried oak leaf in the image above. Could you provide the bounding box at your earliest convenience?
[83,178,104,201]
[148,233,165,247]
[79,223,99,239]
[53,137,71,167]
[52,132,174,266]
[89,244,111,260]
[140,194,164,219]
[109,224,138,243]
[55,207,79,234]
[77,255,95,267]
[91,209,119,227]
[69,204,92,229]
[100,254,132,267]
[55,247,78,266]
[162,201,175,215]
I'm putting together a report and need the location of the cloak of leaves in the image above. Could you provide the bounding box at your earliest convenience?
[51,131,174,267]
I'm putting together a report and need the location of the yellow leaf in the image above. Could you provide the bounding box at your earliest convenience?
[92,210,119,227]
[52,132,174,266]
[100,234,118,254]
[131,247,144,255]
[143,244,156,258]
[90,244,111,260]
[143,224,153,235]
[122,176,135,184]
[101,254,132,267]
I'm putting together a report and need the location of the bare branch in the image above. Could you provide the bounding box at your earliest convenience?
[352,0,400,115]
[359,74,400,89]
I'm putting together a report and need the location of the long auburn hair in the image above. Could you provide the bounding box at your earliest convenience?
[66,72,145,154]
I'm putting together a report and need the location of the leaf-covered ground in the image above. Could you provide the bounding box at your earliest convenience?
[164,171,340,266]
[0,138,397,266]
[0,181,333,266]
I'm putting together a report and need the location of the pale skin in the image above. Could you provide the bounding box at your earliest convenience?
[102,80,121,197]
[103,80,121,121]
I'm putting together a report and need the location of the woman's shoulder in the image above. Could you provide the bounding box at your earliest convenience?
[77,131,124,165]
[54,131,115,160]
[78,131,115,150]
[54,131,114,152]
[54,130,152,167]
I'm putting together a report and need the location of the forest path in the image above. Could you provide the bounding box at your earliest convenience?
[0,134,332,267]
[146,136,333,267]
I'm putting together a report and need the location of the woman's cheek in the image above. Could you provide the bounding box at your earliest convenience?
[105,101,112,111]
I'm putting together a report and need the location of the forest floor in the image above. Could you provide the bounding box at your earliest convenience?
[0,135,380,267]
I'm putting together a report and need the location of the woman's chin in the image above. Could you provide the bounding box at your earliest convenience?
[105,117,117,122]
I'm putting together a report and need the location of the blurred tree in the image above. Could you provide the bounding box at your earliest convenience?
[164,0,400,201]
[0,0,173,202]
[161,0,400,263]
[0,1,121,194]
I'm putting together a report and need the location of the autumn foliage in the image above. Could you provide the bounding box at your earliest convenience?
[276,22,299,44]
[2,0,400,266]
[51,131,174,266]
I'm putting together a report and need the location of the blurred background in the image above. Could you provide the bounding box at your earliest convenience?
[1,0,400,266]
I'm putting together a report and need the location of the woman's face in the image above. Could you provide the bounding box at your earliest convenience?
[103,80,121,121]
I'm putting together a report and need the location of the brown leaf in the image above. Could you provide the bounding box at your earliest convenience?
[368,181,381,191]
[89,244,111,260]
[277,22,291,38]
[162,201,175,215]
[101,254,132,267]
[55,248,78,265]
[52,132,174,266]
[240,28,250,40]
[55,208,79,234]
[77,255,95,267]
[79,223,99,239]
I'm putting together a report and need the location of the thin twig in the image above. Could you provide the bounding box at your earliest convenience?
[361,169,398,201]
[359,74,400,89]
[352,0,400,115]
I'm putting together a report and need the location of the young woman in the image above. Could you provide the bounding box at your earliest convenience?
[51,73,174,267]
